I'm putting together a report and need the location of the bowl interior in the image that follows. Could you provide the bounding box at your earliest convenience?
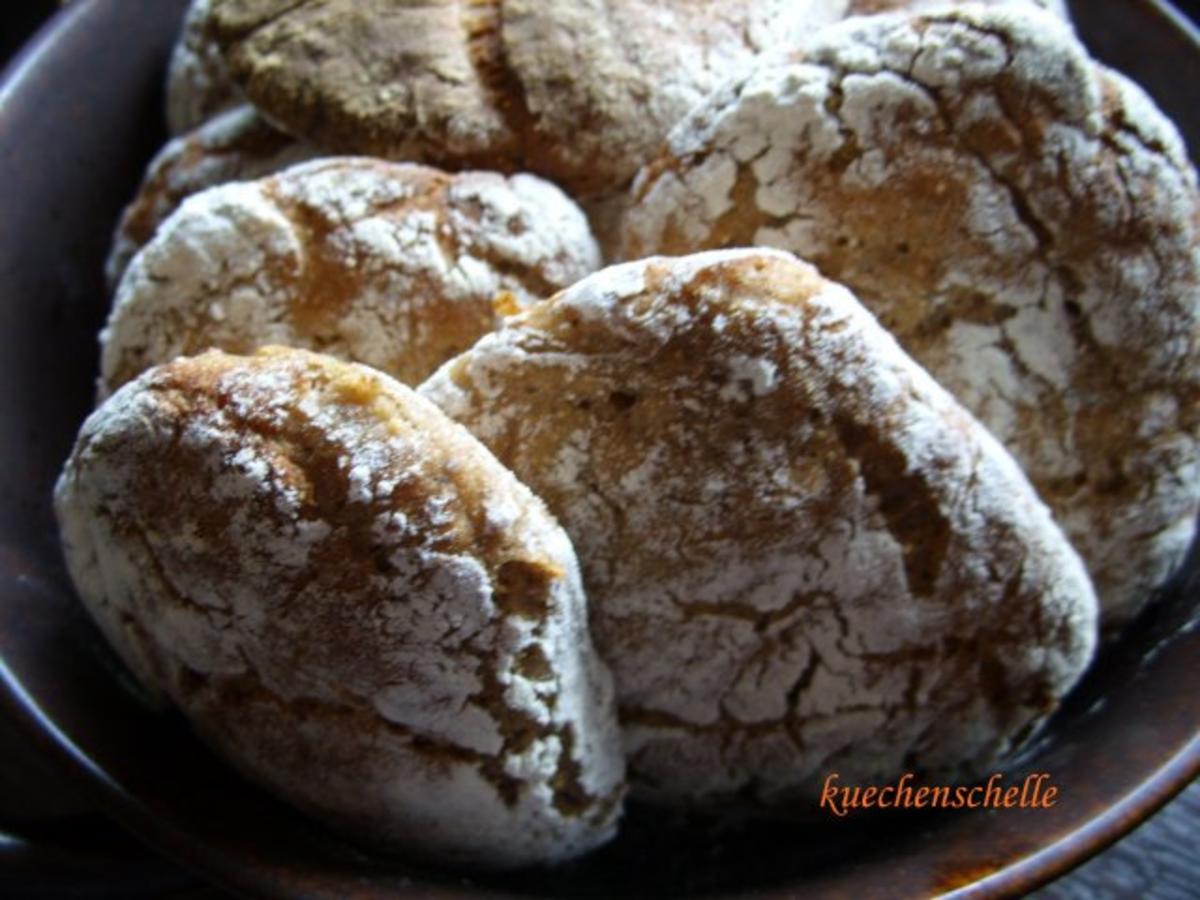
[0,1,1196,897]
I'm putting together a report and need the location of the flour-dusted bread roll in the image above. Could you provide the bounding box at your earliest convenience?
[106,105,318,291]
[100,157,600,398]
[621,5,1200,629]
[166,0,243,134]
[420,250,1098,807]
[55,347,625,866]
[201,0,811,196]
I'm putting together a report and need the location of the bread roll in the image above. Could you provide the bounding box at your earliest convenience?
[55,346,625,866]
[420,249,1099,807]
[101,157,600,397]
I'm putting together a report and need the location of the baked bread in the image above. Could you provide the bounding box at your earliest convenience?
[202,0,1066,198]
[55,346,625,866]
[106,104,318,291]
[202,0,811,197]
[101,157,600,398]
[621,5,1200,629]
[492,0,818,196]
[166,0,243,134]
[419,249,1099,807]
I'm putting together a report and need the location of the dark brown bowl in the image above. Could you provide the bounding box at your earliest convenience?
[0,0,1197,897]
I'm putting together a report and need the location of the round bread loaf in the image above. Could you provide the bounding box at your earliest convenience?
[55,346,625,866]
[106,104,318,292]
[419,249,1099,807]
[621,5,1200,629]
[101,157,600,398]
[166,0,243,134]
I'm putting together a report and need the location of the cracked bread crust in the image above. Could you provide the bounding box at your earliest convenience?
[494,0,817,196]
[201,1,1066,197]
[204,0,825,196]
[101,157,600,399]
[419,250,1098,807]
[209,0,521,175]
[620,6,1200,629]
[54,347,625,866]
[106,105,319,292]
[167,0,243,134]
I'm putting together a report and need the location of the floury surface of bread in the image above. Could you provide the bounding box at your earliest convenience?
[155,0,1067,264]
[204,0,812,195]
[101,157,600,398]
[203,0,1060,197]
[106,104,319,291]
[420,250,1099,807]
[55,347,625,866]
[621,4,1200,630]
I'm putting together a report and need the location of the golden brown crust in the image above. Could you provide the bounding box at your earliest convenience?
[209,0,522,168]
